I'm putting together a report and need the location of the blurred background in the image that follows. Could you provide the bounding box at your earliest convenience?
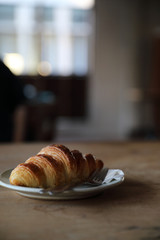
[0,0,160,142]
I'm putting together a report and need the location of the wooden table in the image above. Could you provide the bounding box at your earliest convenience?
[0,142,160,240]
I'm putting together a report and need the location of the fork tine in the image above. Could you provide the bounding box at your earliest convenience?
[85,167,108,185]
[93,168,108,182]
[100,167,108,179]
[88,169,99,180]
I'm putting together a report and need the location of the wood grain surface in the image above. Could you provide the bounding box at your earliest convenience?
[0,142,160,240]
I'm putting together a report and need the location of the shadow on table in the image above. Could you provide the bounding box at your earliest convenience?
[26,177,155,215]
[23,177,155,223]
[67,177,154,207]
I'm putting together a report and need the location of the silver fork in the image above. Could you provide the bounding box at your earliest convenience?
[85,167,108,186]
[39,168,108,195]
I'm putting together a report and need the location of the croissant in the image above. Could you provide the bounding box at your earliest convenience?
[9,144,104,189]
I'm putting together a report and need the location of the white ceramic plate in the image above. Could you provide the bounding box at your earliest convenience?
[0,169,124,200]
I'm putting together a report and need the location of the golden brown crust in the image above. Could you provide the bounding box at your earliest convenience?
[95,159,104,170]
[9,144,105,188]
[37,154,66,186]
[71,150,86,180]
[9,163,45,187]
[85,154,97,176]
[20,162,46,187]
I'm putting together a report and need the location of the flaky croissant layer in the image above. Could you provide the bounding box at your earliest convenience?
[9,144,104,188]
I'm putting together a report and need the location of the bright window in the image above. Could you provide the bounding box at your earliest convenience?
[0,0,94,76]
